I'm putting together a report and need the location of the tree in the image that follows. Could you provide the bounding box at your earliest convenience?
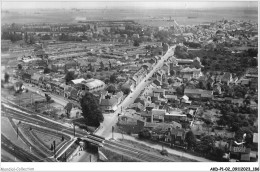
[4,73,10,83]
[170,70,176,76]
[138,129,151,139]
[25,32,28,43]
[176,85,184,95]
[86,73,92,79]
[110,74,117,83]
[43,67,51,74]
[109,61,112,69]
[121,87,131,95]
[80,92,104,127]
[106,85,116,94]
[64,102,73,118]
[133,39,140,47]
[198,135,215,154]
[45,93,51,103]
[185,131,197,150]
[65,71,75,84]
[100,61,104,70]
[168,78,174,85]
[18,64,22,70]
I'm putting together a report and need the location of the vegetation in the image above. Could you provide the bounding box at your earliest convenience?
[80,92,104,127]
[65,71,75,84]
[18,64,23,70]
[4,73,10,83]
[185,131,197,150]
[64,103,73,118]
[106,85,116,94]
[43,67,51,74]
[109,74,117,83]
[138,129,151,139]
[189,48,258,76]
[1,31,23,42]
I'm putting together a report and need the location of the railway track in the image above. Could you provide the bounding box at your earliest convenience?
[1,134,43,162]
[104,140,172,162]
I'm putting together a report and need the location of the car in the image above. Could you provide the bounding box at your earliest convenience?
[42,89,48,92]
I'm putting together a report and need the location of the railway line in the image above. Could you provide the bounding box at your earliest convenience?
[2,95,176,162]
[1,134,44,162]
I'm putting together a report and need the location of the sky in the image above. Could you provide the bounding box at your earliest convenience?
[2,0,258,10]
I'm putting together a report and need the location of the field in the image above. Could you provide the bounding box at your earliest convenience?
[1,8,257,25]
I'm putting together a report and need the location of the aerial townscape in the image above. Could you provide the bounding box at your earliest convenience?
[1,2,258,165]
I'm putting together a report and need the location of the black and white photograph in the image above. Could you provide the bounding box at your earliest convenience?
[1,0,259,171]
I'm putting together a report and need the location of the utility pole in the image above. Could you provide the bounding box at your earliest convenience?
[112,126,114,139]
[73,124,75,138]
[53,140,56,158]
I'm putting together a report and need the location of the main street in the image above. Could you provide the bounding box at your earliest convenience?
[95,46,176,138]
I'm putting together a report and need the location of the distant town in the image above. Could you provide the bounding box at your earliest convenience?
[1,7,258,163]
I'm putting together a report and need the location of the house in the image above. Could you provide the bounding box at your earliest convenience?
[213,83,222,95]
[153,88,165,97]
[249,78,258,90]
[180,67,202,80]
[221,72,233,85]
[151,109,166,123]
[118,111,146,133]
[164,128,186,146]
[129,102,145,112]
[100,96,118,112]
[161,63,170,76]
[184,88,201,99]
[153,79,162,86]
[184,88,213,100]
[238,78,250,86]
[22,73,32,83]
[245,67,258,79]
[69,78,106,92]
[14,81,24,92]
[31,73,43,85]
[201,90,214,100]
[165,89,178,102]
[165,108,186,122]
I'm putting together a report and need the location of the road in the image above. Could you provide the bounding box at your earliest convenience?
[95,46,176,138]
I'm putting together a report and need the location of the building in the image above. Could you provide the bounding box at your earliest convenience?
[184,88,213,100]
[180,67,203,80]
[118,111,146,133]
[69,78,105,92]
[100,97,118,112]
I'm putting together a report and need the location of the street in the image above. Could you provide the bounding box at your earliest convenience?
[95,46,176,138]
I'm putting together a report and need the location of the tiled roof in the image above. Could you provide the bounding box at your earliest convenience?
[100,98,117,106]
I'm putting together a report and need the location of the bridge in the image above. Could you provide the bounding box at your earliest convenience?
[56,133,174,162]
